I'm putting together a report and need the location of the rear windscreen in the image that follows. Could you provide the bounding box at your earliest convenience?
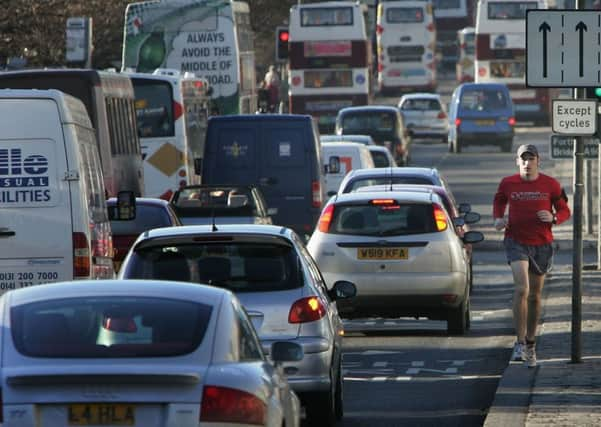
[401,99,442,111]
[11,296,211,358]
[331,203,436,236]
[172,187,256,217]
[386,7,424,23]
[345,176,435,193]
[124,242,303,292]
[341,111,396,134]
[459,88,510,111]
[370,151,391,168]
[109,204,172,235]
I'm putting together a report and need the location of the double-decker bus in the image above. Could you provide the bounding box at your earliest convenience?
[475,0,553,125]
[122,0,256,116]
[376,1,437,93]
[456,26,475,82]
[124,69,211,200]
[432,0,477,73]
[288,1,372,134]
[0,69,144,197]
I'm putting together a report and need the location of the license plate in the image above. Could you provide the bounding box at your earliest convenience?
[475,119,495,126]
[68,404,135,425]
[357,247,408,260]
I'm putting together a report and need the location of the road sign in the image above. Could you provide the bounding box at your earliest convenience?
[549,135,599,159]
[552,99,597,135]
[526,10,601,87]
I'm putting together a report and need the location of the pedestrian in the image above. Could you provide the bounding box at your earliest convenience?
[493,144,571,368]
[263,65,280,112]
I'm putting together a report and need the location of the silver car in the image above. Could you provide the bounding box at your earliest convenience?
[307,189,483,335]
[119,224,356,426]
[337,166,450,195]
[0,280,302,427]
[398,93,449,143]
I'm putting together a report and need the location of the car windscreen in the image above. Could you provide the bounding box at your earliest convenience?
[11,296,212,358]
[109,204,172,235]
[123,242,303,292]
[331,203,436,236]
[345,176,435,193]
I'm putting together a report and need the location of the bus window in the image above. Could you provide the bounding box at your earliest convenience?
[487,2,538,20]
[386,7,424,23]
[134,81,174,138]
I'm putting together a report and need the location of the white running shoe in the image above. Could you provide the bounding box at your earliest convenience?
[511,342,525,361]
[524,344,537,368]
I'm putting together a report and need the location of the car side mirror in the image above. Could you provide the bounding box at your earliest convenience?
[328,280,357,300]
[194,158,203,176]
[110,191,136,220]
[463,230,485,244]
[271,341,304,364]
[453,217,466,227]
[464,211,481,224]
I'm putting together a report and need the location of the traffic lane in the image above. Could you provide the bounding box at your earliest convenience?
[336,253,515,427]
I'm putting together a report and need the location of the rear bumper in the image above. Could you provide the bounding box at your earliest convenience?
[458,130,513,143]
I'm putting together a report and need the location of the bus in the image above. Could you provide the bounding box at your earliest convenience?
[376,1,437,93]
[456,26,475,83]
[0,69,144,197]
[288,1,372,134]
[122,0,256,116]
[475,0,554,125]
[432,0,477,74]
[124,69,211,200]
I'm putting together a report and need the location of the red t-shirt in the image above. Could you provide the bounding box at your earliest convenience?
[493,173,571,245]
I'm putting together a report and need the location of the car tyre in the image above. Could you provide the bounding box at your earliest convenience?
[304,370,337,426]
[334,362,343,420]
[453,138,462,153]
[447,295,469,335]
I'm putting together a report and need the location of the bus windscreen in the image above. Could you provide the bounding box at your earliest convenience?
[487,2,538,20]
[301,7,353,26]
[386,8,424,23]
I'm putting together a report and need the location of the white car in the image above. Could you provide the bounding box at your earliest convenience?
[0,280,302,427]
[398,93,449,143]
[307,189,484,334]
[366,145,397,168]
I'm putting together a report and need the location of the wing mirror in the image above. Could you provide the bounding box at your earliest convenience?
[324,156,341,174]
[463,230,485,244]
[194,158,203,176]
[328,280,357,300]
[271,341,304,364]
[458,203,471,214]
[464,211,481,224]
[109,191,136,221]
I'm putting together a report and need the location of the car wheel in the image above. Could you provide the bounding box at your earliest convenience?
[334,362,344,420]
[447,295,469,335]
[304,373,337,426]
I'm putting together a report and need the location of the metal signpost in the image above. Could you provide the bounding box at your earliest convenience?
[527,3,593,363]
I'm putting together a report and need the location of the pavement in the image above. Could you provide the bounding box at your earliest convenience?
[481,154,601,426]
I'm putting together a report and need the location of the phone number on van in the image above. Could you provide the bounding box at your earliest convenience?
[0,271,59,290]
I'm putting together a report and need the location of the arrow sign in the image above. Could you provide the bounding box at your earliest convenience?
[576,21,587,77]
[539,22,551,78]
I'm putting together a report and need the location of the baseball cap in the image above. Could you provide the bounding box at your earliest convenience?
[517,144,538,158]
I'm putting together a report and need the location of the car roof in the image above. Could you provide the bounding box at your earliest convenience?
[459,82,509,91]
[345,166,440,180]
[208,114,312,123]
[5,279,229,307]
[137,224,293,240]
[106,197,170,207]
[338,105,399,114]
[366,145,389,152]
[332,189,441,205]
[321,134,373,142]
[399,93,442,101]
[322,141,367,149]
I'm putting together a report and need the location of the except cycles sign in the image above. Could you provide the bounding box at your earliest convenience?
[551,99,597,135]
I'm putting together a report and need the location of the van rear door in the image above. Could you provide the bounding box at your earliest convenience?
[260,122,316,233]
[0,97,73,292]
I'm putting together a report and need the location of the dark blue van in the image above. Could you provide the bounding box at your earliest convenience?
[447,83,515,153]
[201,114,326,238]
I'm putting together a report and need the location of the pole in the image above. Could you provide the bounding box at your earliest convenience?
[586,159,593,235]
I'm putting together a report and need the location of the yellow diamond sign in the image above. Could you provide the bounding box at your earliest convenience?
[147,143,184,176]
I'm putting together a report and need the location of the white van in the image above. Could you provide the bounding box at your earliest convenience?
[376,0,437,93]
[321,142,375,196]
[0,89,115,294]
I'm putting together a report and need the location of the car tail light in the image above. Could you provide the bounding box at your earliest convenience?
[433,204,448,232]
[312,180,322,208]
[200,385,266,425]
[289,296,326,323]
[173,100,183,121]
[508,117,516,126]
[371,199,400,210]
[73,232,90,278]
[455,118,462,127]
[317,204,335,233]
[437,111,447,119]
